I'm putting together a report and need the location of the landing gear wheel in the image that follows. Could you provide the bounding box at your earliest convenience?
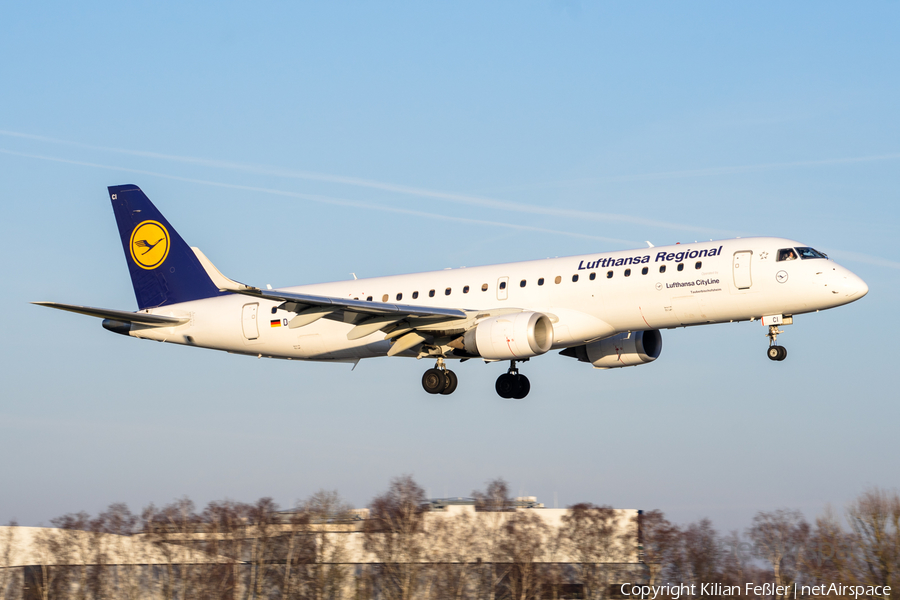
[496,373,516,398]
[422,368,446,394]
[440,370,458,395]
[511,374,530,399]
[767,345,787,361]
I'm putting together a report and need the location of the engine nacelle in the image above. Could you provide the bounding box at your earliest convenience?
[560,330,662,369]
[463,312,554,360]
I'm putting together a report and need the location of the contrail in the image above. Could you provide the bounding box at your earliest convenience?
[0,148,636,246]
[3,134,896,269]
[0,129,736,236]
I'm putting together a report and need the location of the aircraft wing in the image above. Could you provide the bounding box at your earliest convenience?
[33,302,190,326]
[224,286,467,320]
[224,287,482,355]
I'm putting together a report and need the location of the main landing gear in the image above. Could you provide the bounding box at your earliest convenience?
[495,360,530,399]
[421,358,458,395]
[766,324,788,362]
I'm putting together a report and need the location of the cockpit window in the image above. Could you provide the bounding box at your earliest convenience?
[777,248,797,262]
[795,247,828,259]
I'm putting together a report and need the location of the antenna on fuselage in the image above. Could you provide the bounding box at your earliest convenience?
[645,241,654,248]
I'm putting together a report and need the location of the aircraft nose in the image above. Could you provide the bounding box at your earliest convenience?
[842,271,868,299]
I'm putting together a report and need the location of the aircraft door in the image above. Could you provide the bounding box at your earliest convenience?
[242,303,259,340]
[497,276,509,301]
[732,251,752,289]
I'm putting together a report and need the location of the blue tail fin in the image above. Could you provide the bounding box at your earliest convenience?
[109,185,224,310]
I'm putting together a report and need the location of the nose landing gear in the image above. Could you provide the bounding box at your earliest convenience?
[766,325,787,361]
[496,360,531,399]
[422,358,458,395]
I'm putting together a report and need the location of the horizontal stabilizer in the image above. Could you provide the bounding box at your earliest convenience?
[32,302,189,326]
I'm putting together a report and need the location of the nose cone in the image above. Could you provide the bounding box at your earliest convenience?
[842,271,869,300]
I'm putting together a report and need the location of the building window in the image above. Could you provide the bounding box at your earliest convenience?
[659,265,666,273]
[555,276,562,284]
[463,285,470,294]
[412,291,419,299]
[445,288,451,295]
[642,267,649,275]
[572,274,579,282]
[429,289,435,297]
[677,263,684,271]
[695,261,702,269]
[499,281,507,290]
[607,271,613,279]
[538,278,544,286]
[589,272,596,280]
[382,294,388,302]
[624,269,631,277]
[481,283,488,291]
[396,293,402,301]
[520,280,526,287]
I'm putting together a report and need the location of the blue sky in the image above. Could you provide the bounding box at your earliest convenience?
[1,2,898,529]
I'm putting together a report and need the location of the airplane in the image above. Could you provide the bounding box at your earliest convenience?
[35,185,868,399]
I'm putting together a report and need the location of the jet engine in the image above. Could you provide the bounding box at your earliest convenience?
[463,312,554,360]
[560,330,662,369]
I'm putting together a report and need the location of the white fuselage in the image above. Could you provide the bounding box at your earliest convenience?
[125,237,868,362]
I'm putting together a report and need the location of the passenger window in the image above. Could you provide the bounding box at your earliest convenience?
[412,291,419,299]
[659,265,666,273]
[589,272,596,280]
[396,293,402,301]
[607,271,613,279]
[271,307,277,314]
[429,289,436,297]
[624,269,631,277]
[641,267,648,275]
[520,280,526,287]
[538,278,544,286]
[555,276,561,284]
[382,294,388,302]
[499,281,507,290]
[445,288,451,295]
[481,283,488,291]
[366,296,373,301]
[572,274,579,282]
[695,261,702,269]
[677,263,684,271]
[463,285,469,294]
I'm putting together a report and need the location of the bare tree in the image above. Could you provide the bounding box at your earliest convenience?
[297,489,353,600]
[670,519,723,596]
[202,499,254,600]
[365,475,428,600]
[747,509,810,597]
[845,488,900,596]
[637,510,680,587]
[560,504,624,600]
[426,508,481,600]
[500,510,548,600]
[472,478,515,600]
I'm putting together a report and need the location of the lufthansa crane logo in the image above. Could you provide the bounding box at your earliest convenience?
[129,220,170,270]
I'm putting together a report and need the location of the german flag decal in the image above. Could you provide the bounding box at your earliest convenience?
[270,319,281,328]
